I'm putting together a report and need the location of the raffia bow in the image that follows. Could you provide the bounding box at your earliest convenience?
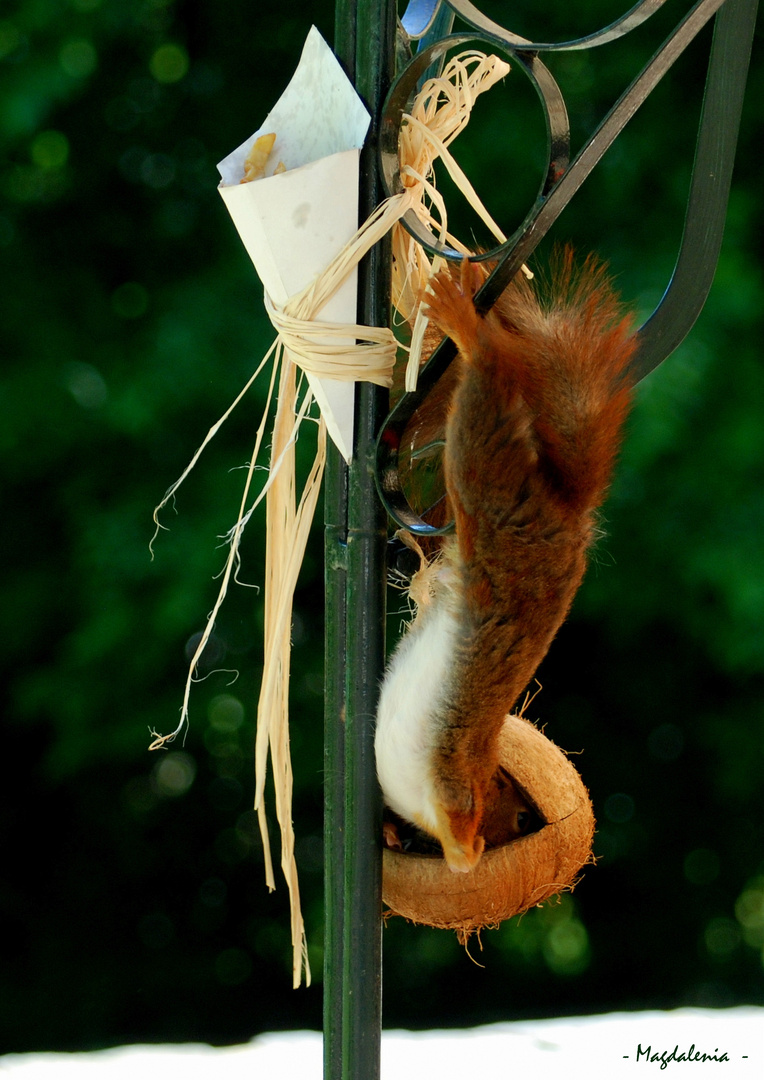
[149,50,513,988]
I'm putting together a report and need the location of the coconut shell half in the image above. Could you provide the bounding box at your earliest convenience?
[382,714,595,931]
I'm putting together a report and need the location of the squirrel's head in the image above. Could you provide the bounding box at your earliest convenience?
[428,780,486,873]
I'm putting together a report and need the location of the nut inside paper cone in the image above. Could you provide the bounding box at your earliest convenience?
[382,715,595,931]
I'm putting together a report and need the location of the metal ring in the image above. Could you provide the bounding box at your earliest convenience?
[379,33,570,263]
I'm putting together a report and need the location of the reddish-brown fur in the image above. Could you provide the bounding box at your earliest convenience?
[423,251,635,866]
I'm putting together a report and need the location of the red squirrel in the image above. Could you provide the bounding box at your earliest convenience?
[375,250,636,871]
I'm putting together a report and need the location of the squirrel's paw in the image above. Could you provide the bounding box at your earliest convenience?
[424,258,483,360]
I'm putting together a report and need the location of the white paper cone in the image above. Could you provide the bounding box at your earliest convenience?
[217,26,371,462]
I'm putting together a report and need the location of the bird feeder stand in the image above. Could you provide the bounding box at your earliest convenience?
[323,1,757,1077]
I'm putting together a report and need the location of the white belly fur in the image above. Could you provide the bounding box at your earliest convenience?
[374,596,460,834]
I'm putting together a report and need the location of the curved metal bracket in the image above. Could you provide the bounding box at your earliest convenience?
[444,0,672,52]
[376,0,757,536]
[380,36,571,263]
[631,0,758,380]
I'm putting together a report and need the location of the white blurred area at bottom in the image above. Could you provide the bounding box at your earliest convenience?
[1,1008,762,1079]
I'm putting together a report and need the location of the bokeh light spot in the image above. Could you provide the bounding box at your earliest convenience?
[214,827,249,865]
[208,775,244,811]
[0,22,23,60]
[199,877,227,908]
[684,847,720,886]
[150,43,189,84]
[735,879,764,952]
[138,912,175,949]
[215,947,252,986]
[122,775,157,816]
[543,918,590,975]
[208,693,245,733]
[184,629,225,668]
[603,792,635,823]
[235,810,263,852]
[31,130,69,170]
[3,164,43,202]
[153,751,196,797]
[111,281,149,319]
[647,722,684,762]
[64,361,108,408]
[140,152,175,189]
[59,39,98,78]
[704,917,741,957]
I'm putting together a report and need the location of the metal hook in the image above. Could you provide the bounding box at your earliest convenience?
[377,0,757,536]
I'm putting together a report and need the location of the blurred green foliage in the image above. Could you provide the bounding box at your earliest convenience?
[1,0,762,1054]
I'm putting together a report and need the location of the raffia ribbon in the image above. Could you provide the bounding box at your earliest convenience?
[150,50,512,988]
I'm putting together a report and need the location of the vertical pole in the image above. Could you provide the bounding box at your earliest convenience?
[323,442,349,1080]
[326,2,396,1077]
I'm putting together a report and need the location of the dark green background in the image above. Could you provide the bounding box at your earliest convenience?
[1,0,762,1053]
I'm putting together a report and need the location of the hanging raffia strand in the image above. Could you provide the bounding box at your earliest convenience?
[149,49,515,988]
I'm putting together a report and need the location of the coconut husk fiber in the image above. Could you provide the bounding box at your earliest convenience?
[382,714,595,930]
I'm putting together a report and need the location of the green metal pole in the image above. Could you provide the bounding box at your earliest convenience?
[325,2,396,1077]
[323,442,349,1080]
